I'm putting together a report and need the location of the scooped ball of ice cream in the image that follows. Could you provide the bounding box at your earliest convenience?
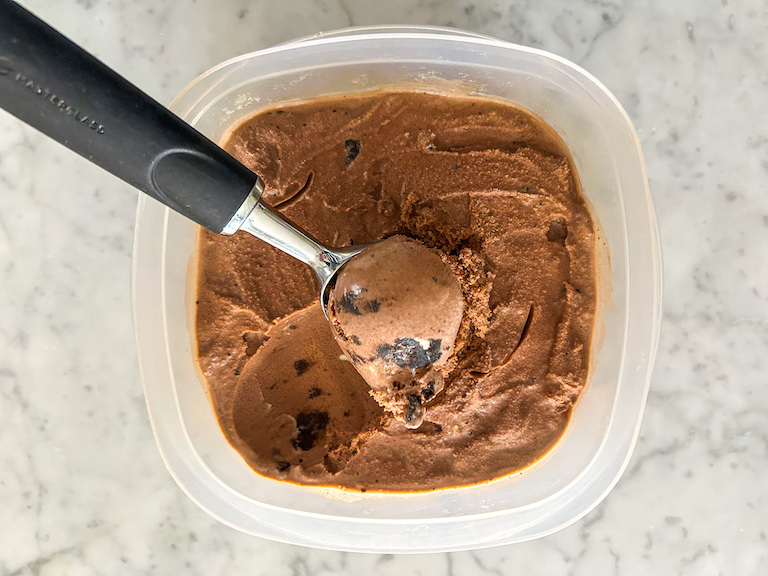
[327,235,464,428]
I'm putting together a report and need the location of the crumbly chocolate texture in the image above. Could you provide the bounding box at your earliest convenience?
[195,91,597,491]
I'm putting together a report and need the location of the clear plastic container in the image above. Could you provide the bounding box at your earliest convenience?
[132,26,661,552]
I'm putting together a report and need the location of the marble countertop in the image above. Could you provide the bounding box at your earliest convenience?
[1,0,766,573]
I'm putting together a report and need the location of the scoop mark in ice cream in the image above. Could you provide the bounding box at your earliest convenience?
[275,172,314,209]
[507,305,534,361]
[376,337,443,369]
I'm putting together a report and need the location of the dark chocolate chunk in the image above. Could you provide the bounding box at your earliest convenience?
[405,394,422,425]
[293,359,310,376]
[426,339,442,361]
[276,460,291,472]
[336,291,380,315]
[421,381,436,401]
[308,387,323,399]
[344,139,361,164]
[376,337,442,369]
[292,412,329,451]
[337,291,362,315]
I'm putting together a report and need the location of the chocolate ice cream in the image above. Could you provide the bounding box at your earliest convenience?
[195,91,597,491]
[327,235,464,428]
[230,304,382,478]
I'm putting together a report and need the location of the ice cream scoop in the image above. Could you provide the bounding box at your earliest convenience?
[327,236,464,428]
[0,0,364,314]
[0,1,464,425]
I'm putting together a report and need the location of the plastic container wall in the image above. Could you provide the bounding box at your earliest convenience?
[133,27,661,552]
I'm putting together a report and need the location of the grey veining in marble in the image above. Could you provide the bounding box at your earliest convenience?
[1,0,767,574]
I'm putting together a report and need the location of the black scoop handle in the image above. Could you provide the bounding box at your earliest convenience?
[0,0,258,233]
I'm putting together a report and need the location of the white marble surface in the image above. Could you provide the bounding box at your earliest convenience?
[1,0,766,573]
